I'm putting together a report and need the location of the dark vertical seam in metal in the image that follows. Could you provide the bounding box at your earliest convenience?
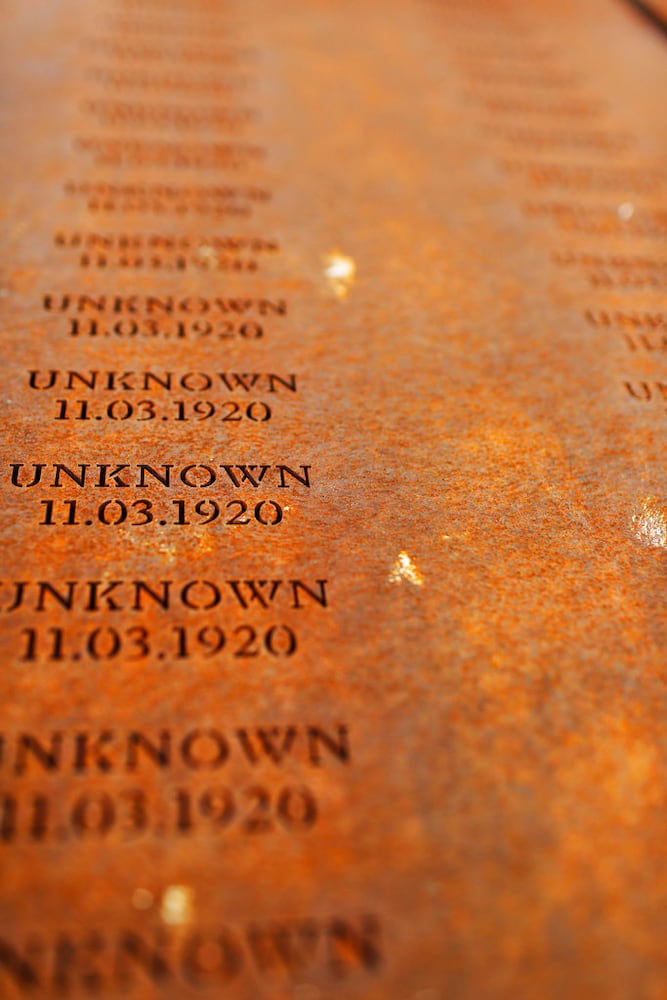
[620,0,667,39]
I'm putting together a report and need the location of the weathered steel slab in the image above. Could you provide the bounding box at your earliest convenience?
[0,0,665,997]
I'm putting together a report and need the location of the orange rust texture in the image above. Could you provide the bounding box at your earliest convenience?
[0,0,666,998]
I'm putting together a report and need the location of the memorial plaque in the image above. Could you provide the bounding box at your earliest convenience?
[0,0,665,996]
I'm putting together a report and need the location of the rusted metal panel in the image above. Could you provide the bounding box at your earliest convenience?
[0,0,665,997]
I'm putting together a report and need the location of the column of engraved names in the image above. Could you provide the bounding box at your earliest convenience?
[433,0,667,548]
[439,3,666,424]
[5,0,331,826]
[0,0,384,992]
[21,0,322,660]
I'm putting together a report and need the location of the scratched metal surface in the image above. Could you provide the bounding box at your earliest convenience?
[0,0,665,997]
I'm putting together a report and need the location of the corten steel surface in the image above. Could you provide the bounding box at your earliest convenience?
[0,0,666,997]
